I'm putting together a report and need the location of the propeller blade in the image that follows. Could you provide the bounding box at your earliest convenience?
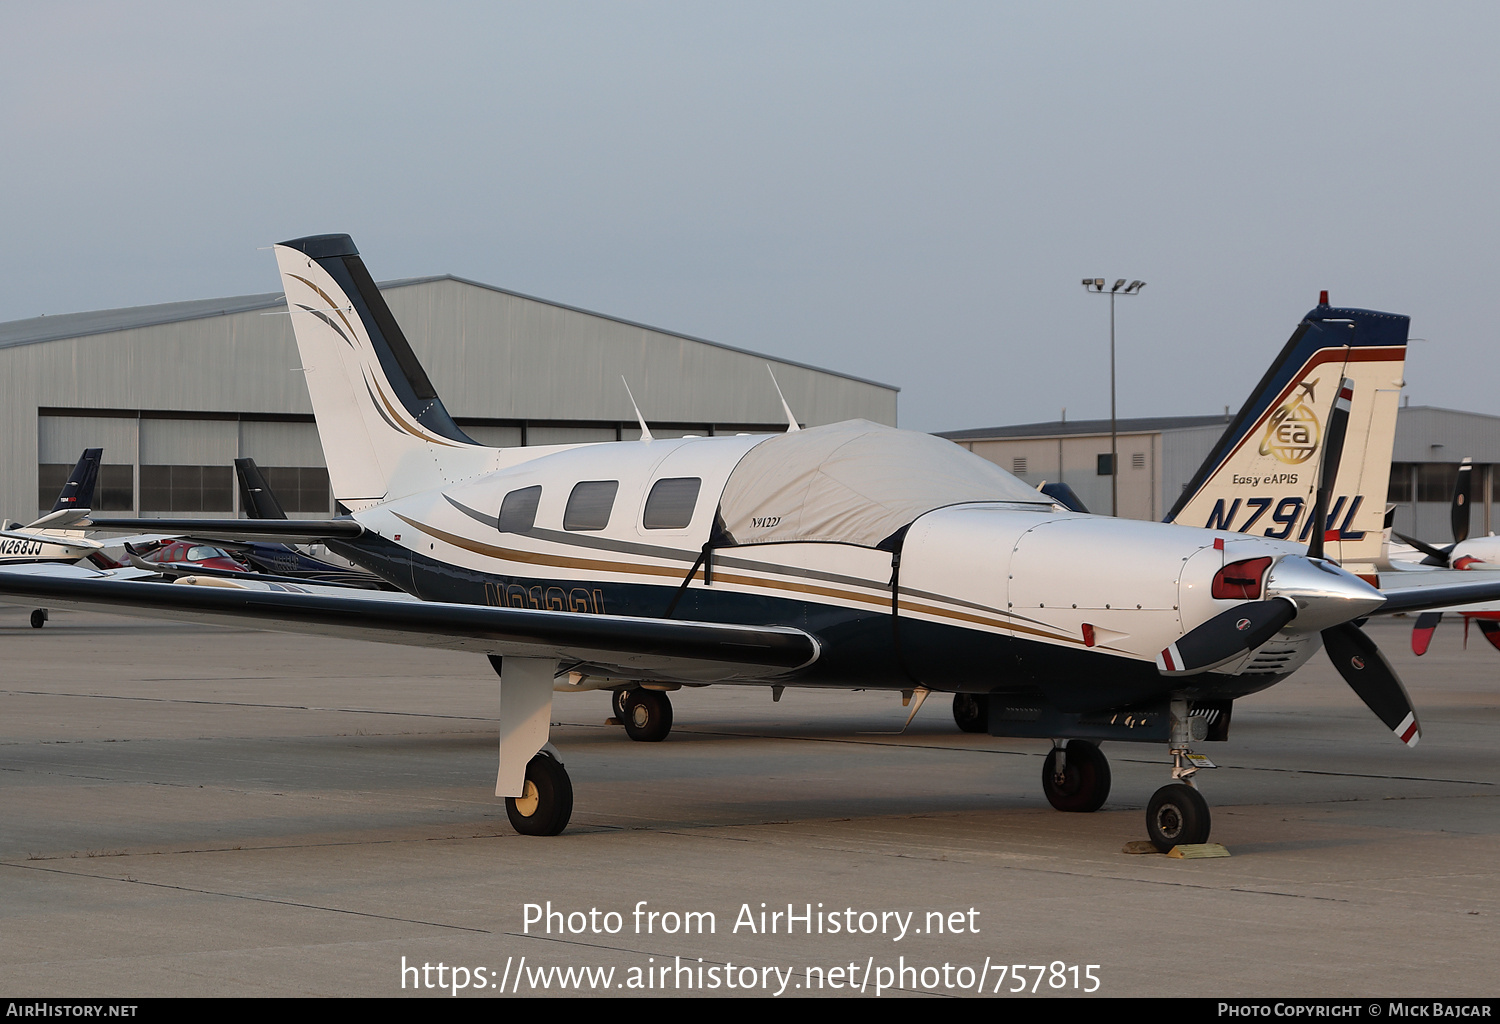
[1307,377,1353,561]
[1411,612,1442,656]
[1474,618,1500,653]
[1322,621,1420,746]
[1452,458,1473,544]
[1393,531,1456,567]
[1157,598,1297,675]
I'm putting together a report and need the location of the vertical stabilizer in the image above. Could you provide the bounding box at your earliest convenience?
[1168,299,1407,569]
[274,234,492,509]
[235,458,288,520]
[51,448,102,513]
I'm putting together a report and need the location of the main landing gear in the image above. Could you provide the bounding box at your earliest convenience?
[1042,739,1111,812]
[505,749,573,836]
[952,693,989,733]
[30,609,47,629]
[614,687,673,742]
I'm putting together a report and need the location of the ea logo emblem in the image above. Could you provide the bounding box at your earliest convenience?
[1236,618,1251,631]
[1350,656,1365,670]
[1259,379,1322,465]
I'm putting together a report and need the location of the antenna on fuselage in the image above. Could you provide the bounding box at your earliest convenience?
[766,365,801,432]
[622,377,653,441]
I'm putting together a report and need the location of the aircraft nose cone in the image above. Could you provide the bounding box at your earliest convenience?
[1265,555,1385,632]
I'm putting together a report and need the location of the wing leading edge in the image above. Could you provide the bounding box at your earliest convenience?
[0,573,819,683]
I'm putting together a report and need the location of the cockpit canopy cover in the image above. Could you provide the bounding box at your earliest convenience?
[717,419,1051,549]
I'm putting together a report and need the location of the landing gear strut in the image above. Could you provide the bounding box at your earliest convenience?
[505,750,574,836]
[1042,739,1111,812]
[619,688,673,742]
[952,693,989,733]
[1145,697,1213,851]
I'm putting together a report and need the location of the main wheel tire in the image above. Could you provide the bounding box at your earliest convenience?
[952,693,989,733]
[622,689,673,742]
[505,753,574,836]
[1042,739,1111,812]
[30,609,47,629]
[1146,783,1211,852]
[611,688,631,720]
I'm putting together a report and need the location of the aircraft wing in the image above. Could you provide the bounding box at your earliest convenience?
[0,571,820,683]
[1378,575,1500,615]
[82,517,366,545]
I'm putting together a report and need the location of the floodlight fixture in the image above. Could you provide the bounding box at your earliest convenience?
[1079,273,1147,516]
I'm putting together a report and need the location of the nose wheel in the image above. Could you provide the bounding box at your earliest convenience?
[1146,783,1210,852]
[1142,698,1215,851]
[1042,739,1111,812]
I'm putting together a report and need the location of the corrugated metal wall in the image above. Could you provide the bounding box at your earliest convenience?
[1,277,897,518]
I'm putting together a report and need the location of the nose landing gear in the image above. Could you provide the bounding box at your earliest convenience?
[1145,698,1215,851]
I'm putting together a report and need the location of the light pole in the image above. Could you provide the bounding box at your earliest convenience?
[1081,278,1145,517]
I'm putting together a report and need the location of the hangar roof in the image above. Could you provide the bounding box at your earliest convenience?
[0,274,896,391]
[939,413,1231,441]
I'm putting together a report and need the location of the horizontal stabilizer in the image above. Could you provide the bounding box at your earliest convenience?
[82,517,365,544]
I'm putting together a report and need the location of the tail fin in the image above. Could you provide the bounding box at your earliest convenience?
[274,234,491,509]
[235,458,288,520]
[1167,297,1407,570]
[51,448,102,513]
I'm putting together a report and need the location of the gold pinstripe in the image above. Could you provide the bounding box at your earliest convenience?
[391,513,1090,649]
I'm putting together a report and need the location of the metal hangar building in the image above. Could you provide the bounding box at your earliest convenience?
[941,407,1500,541]
[0,275,898,521]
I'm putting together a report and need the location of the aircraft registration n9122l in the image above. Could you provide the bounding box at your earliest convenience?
[7,235,1500,852]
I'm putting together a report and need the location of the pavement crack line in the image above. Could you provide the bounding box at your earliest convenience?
[0,860,490,933]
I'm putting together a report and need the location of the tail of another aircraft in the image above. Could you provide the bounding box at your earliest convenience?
[1167,295,1408,570]
[50,448,102,514]
[234,458,288,520]
[274,234,495,510]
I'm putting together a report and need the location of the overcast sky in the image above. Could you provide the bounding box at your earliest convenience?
[3,2,1496,431]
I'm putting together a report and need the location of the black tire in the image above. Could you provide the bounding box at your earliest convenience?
[1041,739,1111,812]
[30,609,47,629]
[611,688,630,720]
[952,693,989,733]
[1146,783,1211,852]
[622,689,673,742]
[505,753,574,836]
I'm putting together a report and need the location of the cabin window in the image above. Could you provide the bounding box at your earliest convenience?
[643,477,702,529]
[498,486,542,533]
[564,481,619,531]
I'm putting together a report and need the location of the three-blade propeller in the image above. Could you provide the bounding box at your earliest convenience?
[1158,376,1421,747]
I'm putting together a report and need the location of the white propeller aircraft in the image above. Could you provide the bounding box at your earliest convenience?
[6,236,1500,853]
[0,448,111,627]
[0,448,107,569]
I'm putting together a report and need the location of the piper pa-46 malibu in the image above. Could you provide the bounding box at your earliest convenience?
[8,235,1500,852]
